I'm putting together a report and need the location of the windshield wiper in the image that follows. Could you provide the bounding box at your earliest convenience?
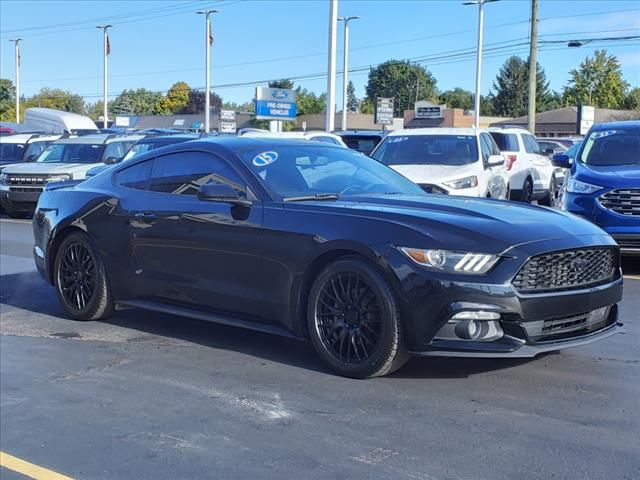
[283,193,340,202]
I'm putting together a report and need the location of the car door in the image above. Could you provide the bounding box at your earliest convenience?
[479,133,505,198]
[523,134,553,192]
[127,150,270,320]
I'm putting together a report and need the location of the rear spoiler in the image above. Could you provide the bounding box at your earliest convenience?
[44,179,84,191]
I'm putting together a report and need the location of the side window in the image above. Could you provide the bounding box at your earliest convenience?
[115,160,153,190]
[313,136,339,145]
[479,134,491,162]
[523,135,541,154]
[103,142,125,161]
[485,134,501,156]
[149,151,247,197]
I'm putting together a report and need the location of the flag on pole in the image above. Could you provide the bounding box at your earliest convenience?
[106,34,111,56]
[208,22,214,45]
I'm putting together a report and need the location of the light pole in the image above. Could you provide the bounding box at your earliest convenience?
[96,25,112,129]
[197,9,218,134]
[338,16,360,131]
[464,0,499,128]
[326,0,338,132]
[9,38,21,123]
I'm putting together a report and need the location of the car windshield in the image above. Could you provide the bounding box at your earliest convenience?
[123,142,158,161]
[579,129,639,166]
[0,142,26,163]
[240,145,426,199]
[341,135,383,155]
[372,134,479,166]
[37,143,105,164]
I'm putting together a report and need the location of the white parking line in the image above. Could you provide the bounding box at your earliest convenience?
[0,218,31,224]
[624,275,640,281]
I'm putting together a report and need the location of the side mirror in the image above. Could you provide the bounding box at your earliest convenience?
[103,156,119,165]
[197,182,251,207]
[543,148,555,156]
[487,154,505,167]
[552,153,572,169]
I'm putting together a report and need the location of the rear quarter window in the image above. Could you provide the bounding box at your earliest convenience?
[489,132,518,152]
[115,160,153,190]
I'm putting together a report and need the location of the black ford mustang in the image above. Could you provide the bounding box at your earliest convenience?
[32,137,623,378]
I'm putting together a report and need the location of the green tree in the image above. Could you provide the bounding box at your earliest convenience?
[296,87,326,115]
[346,81,358,112]
[359,98,374,115]
[182,90,223,114]
[439,88,474,110]
[269,79,294,90]
[492,56,551,117]
[0,78,16,121]
[623,87,640,110]
[562,50,628,108]
[109,89,163,116]
[480,94,496,117]
[23,87,84,114]
[365,60,438,117]
[157,81,191,114]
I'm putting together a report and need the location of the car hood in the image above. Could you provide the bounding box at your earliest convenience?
[288,194,610,254]
[1,162,102,177]
[575,162,640,187]
[389,163,480,185]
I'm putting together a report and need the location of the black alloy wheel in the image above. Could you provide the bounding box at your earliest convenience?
[307,257,408,378]
[54,232,114,321]
[521,178,533,204]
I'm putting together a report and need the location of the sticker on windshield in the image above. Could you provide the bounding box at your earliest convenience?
[253,151,278,167]
[387,137,408,143]
[592,130,616,139]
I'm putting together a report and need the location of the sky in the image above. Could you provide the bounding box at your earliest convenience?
[1,0,639,107]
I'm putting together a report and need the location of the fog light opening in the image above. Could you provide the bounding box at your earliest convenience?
[434,311,504,342]
[455,319,481,340]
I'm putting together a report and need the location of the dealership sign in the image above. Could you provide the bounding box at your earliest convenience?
[255,87,297,121]
[415,104,445,119]
[219,110,236,133]
[577,105,595,135]
[375,97,394,125]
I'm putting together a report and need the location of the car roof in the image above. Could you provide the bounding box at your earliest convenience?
[0,133,61,144]
[138,134,200,144]
[55,134,145,145]
[387,128,483,136]
[487,127,532,134]
[591,120,640,131]
[337,130,386,137]
[188,136,345,152]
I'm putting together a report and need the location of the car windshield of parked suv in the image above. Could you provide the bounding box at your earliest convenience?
[37,143,105,164]
[372,135,479,166]
[0,142,26,163]
[240,145,426,199]
[579,129,640,166]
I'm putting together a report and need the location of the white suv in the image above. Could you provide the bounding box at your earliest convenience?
[0,134,61,170]
[0,133,143,217]
[371,128,509,199]
[488,127,556,205]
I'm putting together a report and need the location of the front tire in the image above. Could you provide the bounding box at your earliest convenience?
[539,176,556,207]
[307,257,408,378]
[53,231,114,321]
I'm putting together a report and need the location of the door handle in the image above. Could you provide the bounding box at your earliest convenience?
[133,211,157,223]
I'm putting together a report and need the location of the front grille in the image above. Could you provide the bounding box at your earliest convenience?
[513,247,617,293]
[419,184,448,194]
[599,189,640,216]
[520,306,613,342]
[7,175,48,187]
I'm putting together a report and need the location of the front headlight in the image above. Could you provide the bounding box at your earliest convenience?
[398,247,500,275]
[443,176,478,190]
[46,174,71,183]
[567,178,602,194]
[0,173,8,185]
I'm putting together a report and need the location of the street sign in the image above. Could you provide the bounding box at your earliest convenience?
[220,121,237,134]
[114,116,130,127]
[577,105,595,135]
[220,110,236,121]
[375,97,394,125]
[255,87,297,121]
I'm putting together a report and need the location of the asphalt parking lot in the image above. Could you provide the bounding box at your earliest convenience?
[1,216,638,480]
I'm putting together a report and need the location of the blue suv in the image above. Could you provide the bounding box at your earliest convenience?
[554,121,639,255]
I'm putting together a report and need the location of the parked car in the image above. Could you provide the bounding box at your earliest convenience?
[337,130,387,155]
[33,137,623,378]
[554,121,639,255]
[0,134,61,170]
[0,133,142,217]
[23,108,99,136]
[553,137,583,148]
[489,127,556,205]
[241,131,348,147]
[537,139,568,156]
[371,128,509,199]
[85,134,200,178]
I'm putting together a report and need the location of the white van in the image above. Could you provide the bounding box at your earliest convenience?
[23,108,99,136]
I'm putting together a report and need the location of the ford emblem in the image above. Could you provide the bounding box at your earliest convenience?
[272,90,288,99]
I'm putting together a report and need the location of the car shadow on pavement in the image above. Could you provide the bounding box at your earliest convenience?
[1,270,536,379]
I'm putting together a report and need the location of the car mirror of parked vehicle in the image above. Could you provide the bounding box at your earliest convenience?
[197,182,252,207]
[552,153,572,169]
[103,156,120,165]
[487,155,505,167]
[543,148,555,156]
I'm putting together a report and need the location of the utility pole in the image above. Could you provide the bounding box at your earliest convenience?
[338,16,359,131]
[527,0,538,134]
[464,0,498,128]
[9,38,21,123]
[326,0,338,132]
[96,25,112,129]
[197,9,218,134]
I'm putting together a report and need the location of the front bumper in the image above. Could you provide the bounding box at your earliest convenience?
[0,186,42,212]
[383,235,624,357]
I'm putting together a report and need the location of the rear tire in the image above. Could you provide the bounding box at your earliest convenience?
[518,178,533,203]
[53,231,114,321]
[539,176,556,207]
[307,257,408,379]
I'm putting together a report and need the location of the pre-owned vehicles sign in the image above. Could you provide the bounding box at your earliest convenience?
[255,87,297,120]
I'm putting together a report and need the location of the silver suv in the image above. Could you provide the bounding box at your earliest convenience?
[0,133,143,218]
